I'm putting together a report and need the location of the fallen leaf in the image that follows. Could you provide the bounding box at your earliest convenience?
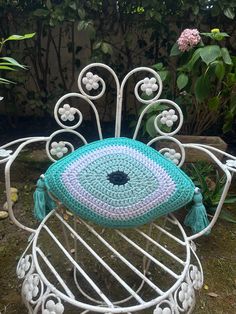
[63,213,69,221]
[66,210,73,216]
[207,292,219,298]
[204,284,209,290]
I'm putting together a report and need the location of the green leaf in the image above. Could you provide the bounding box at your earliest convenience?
[170,42,181,57]
[78,8,85,19]
[221,48,233,65]
[177,73,188,90]
[101,42,112,55]
[158,70,168,81]
[33,9,49,17]
[0,77,15,84]
[93,42,102,50]
[0,57,26,69]
[4,33,35,42]
[224,8,235,19]
[46,0,52,10]
[78,21,95,38]
[201,32,229,41]
[215,61,225,80]
[223,196,236,204]
[192,5,199,15]
[182,48,201,71]
[77,20,86,31]
[200,45,221,65]
[86,24,96,39]
[0,65,16,71]
[208,96,220,111]
[152,63,163,71]
[219,209,236,223]
[146,115,157,137]
[194,75,211,102]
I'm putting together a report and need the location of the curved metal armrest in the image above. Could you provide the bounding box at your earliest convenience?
[2,136,49,233]
[188,143,236,173]
[183,143,234,241]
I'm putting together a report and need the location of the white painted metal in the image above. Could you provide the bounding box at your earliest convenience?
[1,63,236,313]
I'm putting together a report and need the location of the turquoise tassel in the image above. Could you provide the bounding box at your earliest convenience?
[184,189,210,234]
[33,176,56,220]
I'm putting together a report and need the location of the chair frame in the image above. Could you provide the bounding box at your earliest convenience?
[1,63,236,314]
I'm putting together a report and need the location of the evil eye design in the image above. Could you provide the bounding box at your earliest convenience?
[45,138,194,227]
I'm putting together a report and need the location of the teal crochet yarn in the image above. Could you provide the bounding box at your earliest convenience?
[40,137,199,228]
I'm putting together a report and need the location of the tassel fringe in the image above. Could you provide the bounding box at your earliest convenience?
[184,188,210,234]
[33,176,56,221]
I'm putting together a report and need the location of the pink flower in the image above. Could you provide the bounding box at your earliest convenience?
[177,29,201,52]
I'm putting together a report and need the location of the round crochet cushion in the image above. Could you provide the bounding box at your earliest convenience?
[44,137,195,227]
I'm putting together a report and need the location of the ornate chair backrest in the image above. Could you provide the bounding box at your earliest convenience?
[1,63,235,241]
[48,63,184,167]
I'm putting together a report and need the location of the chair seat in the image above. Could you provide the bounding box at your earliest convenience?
[17,210,203,313]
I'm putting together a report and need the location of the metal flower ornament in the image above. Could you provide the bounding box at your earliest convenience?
[23,275,40,302]
[0,148,12,158]
[50,141,68,158]
[160,109,178,127]
[16,255,31,279]
[82,72,100,91]
[141,77,158,96]
[58,104,76,121]
[43,299,64,314]
[226,159,236,168]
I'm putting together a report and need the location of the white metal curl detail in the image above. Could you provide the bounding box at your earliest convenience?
[82,71,101,91]
[160,109,178,128]
[133,100,183,139]
[16,254,34,279]
[0,148,12,158]
[22,273,44,305]
[42,294,65,314]
[148,136,186,167]
[153,299,175,314]
[163,148,182,165]
[54,93,102,140]
[188,264,203,290]
[225,159,236,173]
[58,104,77,122]
[174,281,195,312]
[78,63,120,101]
[46,129,87,162]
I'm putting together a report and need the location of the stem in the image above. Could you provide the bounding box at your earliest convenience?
[44,27,51,90]
[50,28,68,91]
[69,22,75,90]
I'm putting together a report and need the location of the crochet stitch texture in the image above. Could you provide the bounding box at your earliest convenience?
[44,137,195,227]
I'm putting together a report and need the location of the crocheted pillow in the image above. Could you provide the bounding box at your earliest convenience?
[39,137,198,228]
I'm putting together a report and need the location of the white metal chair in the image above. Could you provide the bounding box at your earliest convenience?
[1,63,236,314]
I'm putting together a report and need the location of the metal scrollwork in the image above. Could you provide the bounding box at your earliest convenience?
[22,273,44,305]
[16,254,34,279]
[153,299,175,314]
[133,74,162,104]
[0,148,12,158]
[42,294,65,314]
[188,264,203,290]
[77,63,120,101]
[174,281,195,312]
[46,129,87,162]
[148,136,186,167]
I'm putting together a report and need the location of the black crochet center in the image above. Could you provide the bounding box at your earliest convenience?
[107,171,130,186]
